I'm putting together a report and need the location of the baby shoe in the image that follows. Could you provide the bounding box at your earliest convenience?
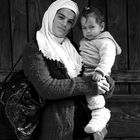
[84,107,111,133]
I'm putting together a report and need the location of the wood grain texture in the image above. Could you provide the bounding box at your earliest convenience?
[27,0,53,41]
[0,0,12,70]
[106,96,140,138]
[9,0,27,70]
[127,0,140,96]
[128,0,140,70]
[107,0,127,71]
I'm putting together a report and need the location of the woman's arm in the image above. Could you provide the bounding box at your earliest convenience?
[23,42,99,100]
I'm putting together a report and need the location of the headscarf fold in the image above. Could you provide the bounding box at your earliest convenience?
[36,0,82,78]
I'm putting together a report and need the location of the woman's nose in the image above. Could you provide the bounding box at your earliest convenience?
[63,20,67,27]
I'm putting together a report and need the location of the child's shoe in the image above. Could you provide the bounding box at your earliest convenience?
[84,107,111,133]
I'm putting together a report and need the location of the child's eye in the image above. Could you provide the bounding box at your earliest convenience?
[81,27,86,30]
[68,20,74,25]
[89,26,94,29]
[68,20,72,24]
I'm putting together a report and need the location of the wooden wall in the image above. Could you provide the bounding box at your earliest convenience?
[0,0,140,139]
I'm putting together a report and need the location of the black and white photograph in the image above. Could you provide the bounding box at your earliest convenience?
[0,0,140,140]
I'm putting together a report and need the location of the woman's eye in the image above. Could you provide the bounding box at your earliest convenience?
[58,15,64,20]
[68,20,74,25]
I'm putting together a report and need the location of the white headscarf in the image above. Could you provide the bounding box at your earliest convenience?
[36,0,82,78]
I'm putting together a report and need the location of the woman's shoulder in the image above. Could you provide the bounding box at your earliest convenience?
[24,40,38,52]
[23,40,41,57]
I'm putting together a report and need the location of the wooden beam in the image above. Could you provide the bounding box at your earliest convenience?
[112,70,140,83]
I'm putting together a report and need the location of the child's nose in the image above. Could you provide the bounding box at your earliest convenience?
[86,28,91,33]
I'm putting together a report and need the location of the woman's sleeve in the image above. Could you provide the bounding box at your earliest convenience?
[23,44,98,100]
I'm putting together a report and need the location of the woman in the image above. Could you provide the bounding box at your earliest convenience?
[23,0,114,139]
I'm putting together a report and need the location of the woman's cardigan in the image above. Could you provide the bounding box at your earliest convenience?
[22,41,114,140]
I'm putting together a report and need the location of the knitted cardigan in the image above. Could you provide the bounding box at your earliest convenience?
[22,41,114,140]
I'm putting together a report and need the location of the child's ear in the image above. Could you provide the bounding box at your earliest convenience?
[101,22,105,31]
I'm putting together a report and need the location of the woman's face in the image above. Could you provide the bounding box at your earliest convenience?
[52,8,75,38]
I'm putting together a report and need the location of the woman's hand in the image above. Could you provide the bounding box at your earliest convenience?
[97,77,110,95]
[104,75,115,98]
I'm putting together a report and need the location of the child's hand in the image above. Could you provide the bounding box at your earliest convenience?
[92,71,103,81]
[97,77,110,95]
[83,71,93,77]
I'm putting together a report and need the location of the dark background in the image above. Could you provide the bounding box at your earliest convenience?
[0,0,140,139]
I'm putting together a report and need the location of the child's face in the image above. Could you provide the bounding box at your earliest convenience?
[81,16,104,40]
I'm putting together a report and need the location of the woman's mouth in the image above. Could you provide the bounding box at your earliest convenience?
[58,27,66,32]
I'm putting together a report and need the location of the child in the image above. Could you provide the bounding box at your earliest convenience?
[79,7,121,133]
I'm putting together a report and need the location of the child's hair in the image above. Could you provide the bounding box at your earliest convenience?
[81,6,105,25]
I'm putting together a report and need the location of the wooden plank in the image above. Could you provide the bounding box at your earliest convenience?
[107,95,140,102]
[105,138,121,140]
[39,0,53,17]
[107,0,127,71]
[0,0,12,70]
[106,100,140,137]
[128,0,140,70]
[111,70,140,97]
[122,138,140,140]
[112,70,140,83]
[27,0,53,41]
[90,0,107,21]
[9,0,28,70]
[107,120,140,138]
[127,0,140,95]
